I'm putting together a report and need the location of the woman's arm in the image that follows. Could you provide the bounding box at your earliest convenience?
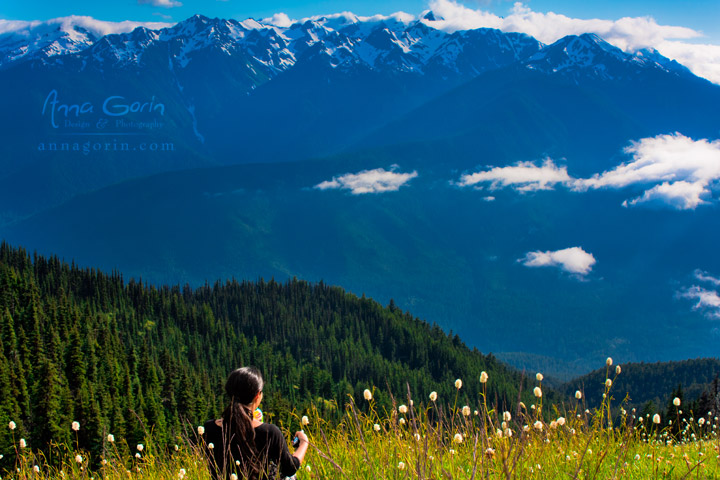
[292,430,309,464]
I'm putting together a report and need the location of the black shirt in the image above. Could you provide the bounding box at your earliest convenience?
[202,419,300,479]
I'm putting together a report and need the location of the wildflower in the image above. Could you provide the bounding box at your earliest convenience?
[208,443,215,449]
[504,428,513,437]
[399,418,406,426]
[496,428,503,437]
[699,418,706,426]
[398,405,408,414]
[616,365,621,375]
[374,424,380,432]
[479,371,488,383]
[301,416,309,426]
[33,465,40,473]
[228,474,235,480]
[449,449,456,455]
[135,453,141,459]
[557,417,566,426]
[536,373,543,382]
[523,425,530,432]
[503,411,512,422]
[653,414,661,424]
[179,469,187,479]
[137,444,144,452]
[455,379,462,389]
[414,433,421,441]
[429,391,437,402]
[398,461,406,470]
[570,428,576,435]
[587,449,592,455]
[454,433,463,443]
[673,397,681,407]
[606,357,613,366]
[197,426,205,435]
[605,379,612,388]
[474,410,479,415]
[635,454,640,460]
[533,421,543,430]
[550,421,557,429]
[462,406,471,416]
[306,465,311,472]
[501,422,507,430]
[363,389,372,401]
[639,417,643,423]
[575,390,582,400]
[8,421,16,430]
[19,438,26,448]
[485,447,496,458]
[533,387,542,398]
[107,434,115,443]
[174,445,179,451]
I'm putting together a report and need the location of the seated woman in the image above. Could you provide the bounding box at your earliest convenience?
[202,367,309,479]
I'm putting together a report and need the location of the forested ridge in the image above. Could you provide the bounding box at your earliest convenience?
[0,242,541,466]
[560,358,720,415]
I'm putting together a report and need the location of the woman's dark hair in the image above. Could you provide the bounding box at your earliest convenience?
[221,367,265,479]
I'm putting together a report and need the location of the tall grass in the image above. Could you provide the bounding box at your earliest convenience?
[3,364,719,479]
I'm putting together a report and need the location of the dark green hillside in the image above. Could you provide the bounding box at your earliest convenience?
[0,242,539,468]
[561,358,720,410]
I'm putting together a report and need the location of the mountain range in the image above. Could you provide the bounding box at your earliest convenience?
[1,12,719,378]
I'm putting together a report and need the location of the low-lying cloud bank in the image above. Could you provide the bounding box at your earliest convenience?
[518,246,596,277]
[315,166,418,194]
[459,133,720,210]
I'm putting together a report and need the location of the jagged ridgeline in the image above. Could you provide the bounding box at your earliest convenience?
[0,242,544,463]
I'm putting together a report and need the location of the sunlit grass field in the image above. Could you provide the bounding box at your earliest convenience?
[3,361,719,479]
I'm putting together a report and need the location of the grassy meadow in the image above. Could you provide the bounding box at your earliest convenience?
[3,363,719,479]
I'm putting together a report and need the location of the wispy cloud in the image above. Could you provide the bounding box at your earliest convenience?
[138,0,182,8]
[458,158,571,192]
[424,0,719,84]
[679,286,720,319]
[694,269,720,287]
[314,166,418,194]
[518,246,596,277]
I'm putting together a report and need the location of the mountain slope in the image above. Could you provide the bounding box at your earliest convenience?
[0,241,541,465]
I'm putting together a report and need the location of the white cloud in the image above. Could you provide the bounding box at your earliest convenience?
[262,13,295,28]
[694,269,720,287]
[0,16,172,38]
[458,158,572,192]
[575,133,720,210]
[622,181,709,210]
[424,0,718,84]
[519,246,596,276]
[314,167,418,194]
[138,0,182,8]
[458,134,720,210]
[426,0,698,47]
[679,285,720,318]
[656,41,720,85]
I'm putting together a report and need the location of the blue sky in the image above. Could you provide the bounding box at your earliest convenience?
[1,0,718,44]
